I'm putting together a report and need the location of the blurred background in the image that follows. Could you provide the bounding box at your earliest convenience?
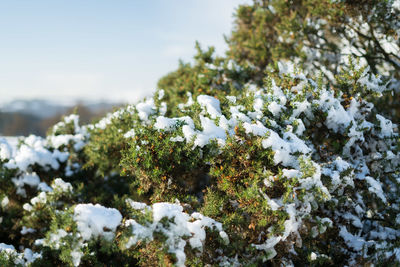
[0,0,248,136]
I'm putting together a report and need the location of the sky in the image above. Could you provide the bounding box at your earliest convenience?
[0,0,250,104]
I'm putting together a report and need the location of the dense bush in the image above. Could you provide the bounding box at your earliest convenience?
[1,0,399,266]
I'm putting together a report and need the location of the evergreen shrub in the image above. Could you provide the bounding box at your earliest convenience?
[1,0,399,266]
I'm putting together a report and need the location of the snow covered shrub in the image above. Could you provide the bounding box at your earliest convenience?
[0,114,88,259]
[1,59,399,265]
[1,0,399,266]
[116,60,400,265]
[226,0,400,119]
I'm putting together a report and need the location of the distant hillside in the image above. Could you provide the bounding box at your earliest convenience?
[0,112,42,136]
[0,100,122,136]
[1,99,70,119]
[1,99,119,119]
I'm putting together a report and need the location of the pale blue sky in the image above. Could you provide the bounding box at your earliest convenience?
[0,0,249,104]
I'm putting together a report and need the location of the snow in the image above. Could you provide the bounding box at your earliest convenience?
[4,135,69,172]
[126,198,149,210]
[270,80,287,104]
[268,101,283,116]
[310,252,317,261]
[158,89,165,100]
[31,192,47,206]
[136,98,156,122]
[226,95,236,103]
[125,202,228,267]
[23,203,33,212]
[334,157,351,171]
[154,116,180,131]
[23,248,42,264]
[293,119,305,136]
[262,130,293,165]
[253,98,264,112]
[49,134,86,151]
[253,204,303,256]
[48,229,68,249]
[12,172,41,196]
[0,243,41,265]
[155,116,195,132]
[49,114,88,151]
[0,137,13,160]
[13,172,40,187]
[315,90,349,132]
[339,226,368,252]
[90,109,124,130]
[0,243,15,253]
[358,68,386,94]
[326,105,352,132]
[364,176,387,202]
[262,130,311,166]
[282,169,301,179]
[230,105,251,123]
[283,204,300,239]
[152,202,186,222]
[180,116,226,148]
[71,250,83,267]
[342,213,363,228]
[21,226,36,235]
[243,121,268,136]
[170,136,185,142]
[278,61,295,76]
[253,236,281,257]
[290,101,311,119]
[38,182,53,192]
[123,129,135,138]
[393,0,400,9]
[124,219,153,246]
[197,95,222,118]
[52,178,73,193]
[181,126,194,142]
[178,92,194,110]
[74,204,122,241]
[376,114,394,137]
[218,115,232,133]
[1,196,9,208]
[195,116,226,147]
[265,196,280,211]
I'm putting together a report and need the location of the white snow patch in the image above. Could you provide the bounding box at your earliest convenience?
[74,204,122,241]
[197,95,222,119]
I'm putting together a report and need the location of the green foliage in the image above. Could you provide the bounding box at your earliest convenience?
[1,0,400,266]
